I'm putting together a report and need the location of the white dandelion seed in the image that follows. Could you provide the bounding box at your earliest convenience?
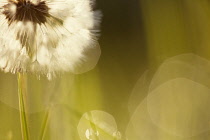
[0,0,101,79]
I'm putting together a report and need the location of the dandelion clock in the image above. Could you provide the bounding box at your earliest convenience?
[0,0,101,139]
[0,0,101,79]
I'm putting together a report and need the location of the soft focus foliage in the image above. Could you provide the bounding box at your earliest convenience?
[1,0,210,140]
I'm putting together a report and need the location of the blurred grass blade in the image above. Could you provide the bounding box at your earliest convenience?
[87,112,99,140]
[39,109,50,140]
[17,73,30,140]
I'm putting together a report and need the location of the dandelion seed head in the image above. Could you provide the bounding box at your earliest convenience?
[0,0,101,79]
[3,0,49,24]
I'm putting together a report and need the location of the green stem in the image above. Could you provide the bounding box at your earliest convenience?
[39,109,50,140]
[17,73,30,140]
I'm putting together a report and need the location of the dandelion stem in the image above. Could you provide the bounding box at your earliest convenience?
[17,73,30,140]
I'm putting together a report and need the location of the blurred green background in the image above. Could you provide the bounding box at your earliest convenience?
[1,0,210,139]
